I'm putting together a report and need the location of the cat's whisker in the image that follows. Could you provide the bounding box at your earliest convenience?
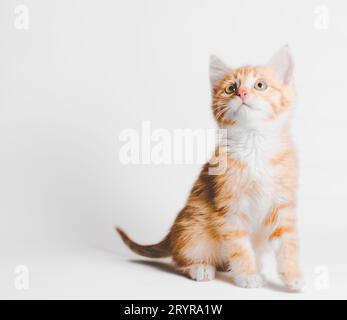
[215,106,229,120]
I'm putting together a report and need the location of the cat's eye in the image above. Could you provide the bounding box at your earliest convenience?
[254,80,268,91]
[224,83,237,95]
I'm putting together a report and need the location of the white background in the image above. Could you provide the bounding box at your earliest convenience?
[0,0,346,299]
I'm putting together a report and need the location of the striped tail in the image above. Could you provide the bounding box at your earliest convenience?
[116,227,172,258]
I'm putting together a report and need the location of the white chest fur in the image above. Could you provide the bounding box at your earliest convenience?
[225,127,283,231]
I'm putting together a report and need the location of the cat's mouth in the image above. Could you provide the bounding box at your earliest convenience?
[237,102,254,111]
[226,100,257,116]
[240,102,260,111]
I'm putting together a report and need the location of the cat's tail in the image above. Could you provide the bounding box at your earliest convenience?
[116,227,172,258]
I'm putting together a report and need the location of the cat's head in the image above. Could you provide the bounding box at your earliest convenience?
[210,45,295,129]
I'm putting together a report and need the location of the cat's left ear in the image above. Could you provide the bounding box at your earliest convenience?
[268,45,294,85]
[210,55,229,91]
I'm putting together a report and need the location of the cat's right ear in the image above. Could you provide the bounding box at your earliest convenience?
[210,55,229,92]
[268,45,294,85]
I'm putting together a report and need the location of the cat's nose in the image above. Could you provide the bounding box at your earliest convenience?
[236,88,248,100]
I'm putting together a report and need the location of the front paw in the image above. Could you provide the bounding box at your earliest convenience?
[188,264,216,282]
[233,274,263,288]
[279,272,304,292]
[281,275,305,292]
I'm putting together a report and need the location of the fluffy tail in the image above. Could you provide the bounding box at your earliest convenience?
[116,227,172,258]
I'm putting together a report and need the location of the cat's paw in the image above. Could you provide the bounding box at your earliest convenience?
[188,264,215,282]
[282,276,305,292]
[233,274,263,288]
[278,270,304,292]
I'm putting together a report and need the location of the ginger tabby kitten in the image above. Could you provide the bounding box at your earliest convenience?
[117,46,303,291]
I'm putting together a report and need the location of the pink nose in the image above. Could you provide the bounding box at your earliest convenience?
[237,88,248,100]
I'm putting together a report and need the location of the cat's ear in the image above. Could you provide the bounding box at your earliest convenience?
[210,55,229,91]
[268,45,294,85]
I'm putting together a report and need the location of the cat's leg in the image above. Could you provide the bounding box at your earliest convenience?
[172,233,217,282]
[255,251,264,274]
[222,226,263,288]
[176,261,217,282]
[267,206,303,291]
[186,264,216,282]
[228,238,263,288]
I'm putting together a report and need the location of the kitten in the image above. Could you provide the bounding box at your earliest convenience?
[117,45,303,291]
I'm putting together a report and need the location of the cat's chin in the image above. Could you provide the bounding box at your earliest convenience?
[233,103,256,116]
[242,103,255,109]
[234,102,257,112]
[227,107,269,128]
[223,101,269,126]
[240,102,262,111]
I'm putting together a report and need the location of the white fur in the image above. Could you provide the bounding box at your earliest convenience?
[233,274,264,288]
[189,264,216,282]
[224,124,288,232]
[282,277,304,292]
